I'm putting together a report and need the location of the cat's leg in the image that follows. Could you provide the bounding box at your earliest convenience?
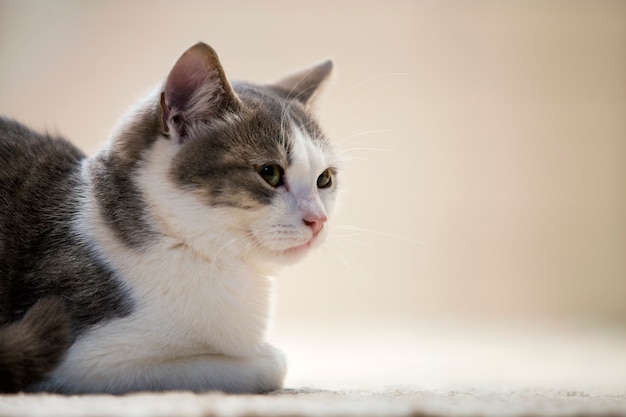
[129,343,287,394]
[37,343,286,394]
[152,343,287,394]
[0,297,70,393]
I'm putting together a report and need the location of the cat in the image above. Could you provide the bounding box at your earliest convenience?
[0,42,338,394]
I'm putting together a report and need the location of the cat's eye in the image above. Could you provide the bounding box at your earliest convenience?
[257,164,284,188]
[317,169,333,189]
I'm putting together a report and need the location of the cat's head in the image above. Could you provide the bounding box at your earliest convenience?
[133,43,339,267]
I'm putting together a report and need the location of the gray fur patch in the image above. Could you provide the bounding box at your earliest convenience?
[0,117,134,342]
[169,82,328,208]
[90,103,162,248]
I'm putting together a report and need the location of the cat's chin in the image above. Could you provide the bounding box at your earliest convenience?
[280,240,316,259]
[248,236,324,266]
[266,242,315,264]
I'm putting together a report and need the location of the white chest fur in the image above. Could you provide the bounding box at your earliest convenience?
[59,145,274,378]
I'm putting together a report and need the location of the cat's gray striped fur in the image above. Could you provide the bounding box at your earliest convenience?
[0,43,337,393]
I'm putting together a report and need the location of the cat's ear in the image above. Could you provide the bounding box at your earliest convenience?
[160,43,240,143]
[271,59,333,108]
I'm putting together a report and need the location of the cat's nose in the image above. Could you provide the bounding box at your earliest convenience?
[303,214,327,237]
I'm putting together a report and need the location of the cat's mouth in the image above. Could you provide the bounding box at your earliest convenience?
[280,227,329,257]
[283,239,314,255]
[247,231,321,261]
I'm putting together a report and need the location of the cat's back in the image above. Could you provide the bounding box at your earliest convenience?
[0,117,85,195]
[0,117,86,270]
[0,116,133,338]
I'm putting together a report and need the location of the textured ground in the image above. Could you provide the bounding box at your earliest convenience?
[1,319,625,416]
[1,389,625,417]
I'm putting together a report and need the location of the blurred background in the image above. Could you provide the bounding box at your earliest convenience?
[1,0,625,391]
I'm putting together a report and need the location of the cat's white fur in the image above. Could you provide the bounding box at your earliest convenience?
[35,121,334,394]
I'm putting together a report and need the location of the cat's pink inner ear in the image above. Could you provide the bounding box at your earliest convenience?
[161,43,239,141]
[165,46,213,112]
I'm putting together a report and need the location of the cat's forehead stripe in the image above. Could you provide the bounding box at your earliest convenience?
[285,123,328,190]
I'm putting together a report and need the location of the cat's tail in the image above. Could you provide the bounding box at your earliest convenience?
[0,296,70,393]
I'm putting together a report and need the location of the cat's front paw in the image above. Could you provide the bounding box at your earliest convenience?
[252,344,287,393]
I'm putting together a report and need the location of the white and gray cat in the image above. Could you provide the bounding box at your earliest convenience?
[0,42,338,394]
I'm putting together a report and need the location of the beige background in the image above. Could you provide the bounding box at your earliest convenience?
[1,0,625,330]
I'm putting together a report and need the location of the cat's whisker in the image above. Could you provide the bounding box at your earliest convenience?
[332,234,373,249]
[331,229,368,240]
[337,146,394,155]
[336,128,390,145]
[337,154,372,161]
[333,224,426,246]
[330,226,382,254]
[336,138,392,154]
[321,239,357,275]
[323,238,381,301]
[333,154,381,166]
[335,135,395,164]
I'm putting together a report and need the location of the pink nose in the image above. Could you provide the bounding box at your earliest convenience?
[303,214,327,236]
